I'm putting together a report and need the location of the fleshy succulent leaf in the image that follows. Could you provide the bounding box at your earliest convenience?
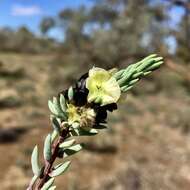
[53,97,67,119]
[59,139,76,148]
[48,100,57,115]
[68,86,74,101]
[43,134,52,161]
[48,97,67,119]
[59,94,67,112]
[63,144,83,157]
[41,178,55,190]
[114,54,163,92]
[31,145,41,176]
[70,128,98,136]
[48,186,56,190]
[51,130,58,143]
[50,161,71,177]
[51,116,61,134]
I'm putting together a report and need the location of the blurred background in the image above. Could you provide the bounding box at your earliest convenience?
[0,0,190,189]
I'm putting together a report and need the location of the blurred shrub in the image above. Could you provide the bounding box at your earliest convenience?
[0,60,25,80]
[0,90,22,108]
[0,26,58,53]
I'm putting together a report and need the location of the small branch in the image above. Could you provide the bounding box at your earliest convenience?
[27,175,39,190]
[27,55,163,189]
[36,128,69,189]
[27,127,69,190]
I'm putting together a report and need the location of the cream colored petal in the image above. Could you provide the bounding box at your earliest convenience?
[87,93,98,103]
[101,95,115,106]
[86,67,121,106]
[103,77,121,103]
[89,67,110,77]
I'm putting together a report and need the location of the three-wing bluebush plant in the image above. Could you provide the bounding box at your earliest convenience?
[27,54,163,190]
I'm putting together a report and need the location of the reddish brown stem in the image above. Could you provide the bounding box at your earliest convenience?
[27,128,69,190]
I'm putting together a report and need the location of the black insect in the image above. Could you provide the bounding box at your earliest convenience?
[59,72,118,125]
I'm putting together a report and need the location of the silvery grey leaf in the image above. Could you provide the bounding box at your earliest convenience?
[50,161,71,177]
[59,94,67,112]
[51,130,58,143]
[68,86,74,101]
[41,178,55,190]
[59,139,76,148]
[48,100,58,115]
[43,134,52,161]
[64,144,83,157]
[51,116,61,134]
[31,145,41,176]
[48,186,56,190]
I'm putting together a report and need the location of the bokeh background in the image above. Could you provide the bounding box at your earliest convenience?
[0,0,190,189]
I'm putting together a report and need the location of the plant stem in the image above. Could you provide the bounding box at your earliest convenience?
[27,127,69,190]
[27,175,38,190]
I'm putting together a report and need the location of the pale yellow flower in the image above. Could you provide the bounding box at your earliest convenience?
[86,67,121,106]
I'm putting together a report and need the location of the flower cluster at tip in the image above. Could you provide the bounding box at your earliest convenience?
[49,54,163,131]
[29,54,163,190]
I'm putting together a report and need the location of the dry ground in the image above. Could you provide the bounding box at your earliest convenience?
[0,53,190,190]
